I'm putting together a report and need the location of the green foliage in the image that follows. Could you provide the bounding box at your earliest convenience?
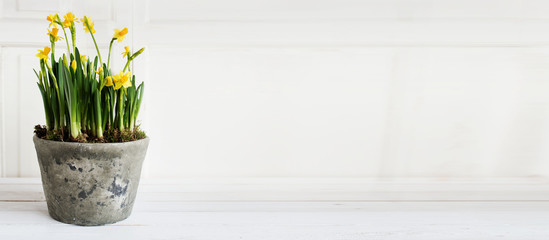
[35,50,145,141]
[34,13,145,142]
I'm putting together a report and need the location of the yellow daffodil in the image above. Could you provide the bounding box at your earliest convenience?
[95,66,103,75]
[112,71,131,90]
[62,12,78,28]
[122,46,130,58]
[47,27,63,42]
[113,28,128,42]
[47,14,59,27]
[80,16,96,34]
[80,55,88,63]
[105,76,113,87]
[65,12,77,22]
[36,46,51,60]
[71,60,76,71]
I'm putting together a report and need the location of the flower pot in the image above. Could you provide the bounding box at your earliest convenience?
[33,135,149,226]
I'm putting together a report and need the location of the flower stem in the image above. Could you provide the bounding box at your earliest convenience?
[118,90,124,131]
[51,42,55,61]
[107,39,114,70]
[85,21,103,66]
[123,60,130,72]
[55,17,71,56]
[60,26,71,56]
[70,27,76,54]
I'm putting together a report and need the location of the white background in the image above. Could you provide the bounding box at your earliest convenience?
[2,0,549,179]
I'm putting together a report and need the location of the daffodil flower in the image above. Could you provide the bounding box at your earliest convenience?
[62,12,78,28]
[112,71,131,90]
[62,20,70,28]
[113,28,128,42]
[80,55,88,63]
[47,14,59,27]
[105,76,113,87]
[122,46,130,58]
[95,66,103,75]
[47,27,63,42]
[36,46,51,60]
[80,16,96,34]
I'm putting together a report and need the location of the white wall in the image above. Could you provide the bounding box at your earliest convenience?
[2,0,549,178]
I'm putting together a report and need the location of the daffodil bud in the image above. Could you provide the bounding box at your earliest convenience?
[129,48,145,61]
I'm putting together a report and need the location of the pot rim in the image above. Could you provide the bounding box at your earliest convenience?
[33,134,149,146]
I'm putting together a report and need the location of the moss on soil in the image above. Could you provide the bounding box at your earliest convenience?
[34,125,147,143]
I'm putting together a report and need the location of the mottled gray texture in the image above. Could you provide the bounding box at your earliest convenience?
[33,135,149,226]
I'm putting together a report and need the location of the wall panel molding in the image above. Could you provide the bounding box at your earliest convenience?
[140,0,549,22]
[0,45,4,177]
[0,0,115,21]
[133,0,549,48]
[1,48,22,177]
[0,0,61,20]
[3,0,549,178]
[134,20,549,47]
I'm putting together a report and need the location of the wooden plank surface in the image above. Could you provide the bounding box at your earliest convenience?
[1,178,548,239]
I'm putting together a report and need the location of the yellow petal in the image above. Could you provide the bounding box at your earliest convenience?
[113,27,129,42]
[122,80,132,88]
[64,13,72,21]
[113,81,122,90]
[122,46,130,58]
[36,46,51,60]
[105,76,113,87]
[71,60,76,71]
[47,28,62,42]
[63,19,70,28]
[47,14,58,27]
[81,16,96,33]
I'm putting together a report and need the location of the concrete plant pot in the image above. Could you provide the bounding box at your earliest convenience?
[33,135,149,226]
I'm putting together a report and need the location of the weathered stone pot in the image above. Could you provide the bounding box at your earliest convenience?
[33,135,149,226]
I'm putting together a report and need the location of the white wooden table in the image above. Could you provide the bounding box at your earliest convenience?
[1,178,549,239]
